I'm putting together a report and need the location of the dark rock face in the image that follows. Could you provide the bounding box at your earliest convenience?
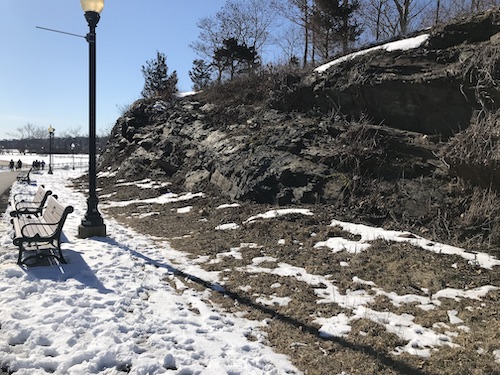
[271,9,500,138]
[100,98,441,205]
[99,9,500,209]
[429,9,500,48]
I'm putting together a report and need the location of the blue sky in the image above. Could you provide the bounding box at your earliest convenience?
[0,0,226,140]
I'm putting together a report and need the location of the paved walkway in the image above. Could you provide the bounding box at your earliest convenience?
[0,171,18,374]
[0,172,18,195]
[0,172,18,214]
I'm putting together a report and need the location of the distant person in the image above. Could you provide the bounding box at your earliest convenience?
[41,160,45,170]
[16,160,22,170]
[9,159,14,171]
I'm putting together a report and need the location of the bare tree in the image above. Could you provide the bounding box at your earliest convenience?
[417,0,500,30]
[393,0,411,34]
[190,16,224,64]
[57,126,83,139]
[216,0,280,52]
[191,0,281,81]
[8,123,48,140]
[360,0,393,41]
[275,24,305,63]
[277,0,315,66]
[360,0,430,41]
[393,0,432,35]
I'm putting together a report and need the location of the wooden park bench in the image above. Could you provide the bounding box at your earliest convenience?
[16,167,33,184]
[10,185,53,218]
[11,196,74,265]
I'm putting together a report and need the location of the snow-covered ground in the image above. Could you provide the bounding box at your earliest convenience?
[0,157,300,375]
[1,152,88,171]
[1,154,499,374]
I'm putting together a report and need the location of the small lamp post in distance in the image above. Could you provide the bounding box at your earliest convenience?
[48,125,55,174]
[71,143,75,170]
[77,0,106,238]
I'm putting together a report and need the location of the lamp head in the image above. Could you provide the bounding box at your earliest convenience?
[80,0,104,14]
[48,125,55,134]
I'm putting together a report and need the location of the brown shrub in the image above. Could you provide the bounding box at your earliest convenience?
[443,109,500,188]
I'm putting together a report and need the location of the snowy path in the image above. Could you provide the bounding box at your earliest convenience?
[0,168,300,375]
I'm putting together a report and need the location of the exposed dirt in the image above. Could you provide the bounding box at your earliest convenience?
[0,191,10,214]
[83,174,500,375]
[87,11,500,373]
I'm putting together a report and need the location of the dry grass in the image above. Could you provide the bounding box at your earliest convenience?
[92,176,500,375]
[462,45,500,111]
[0,190,10,214]
[442,109,500,196]
[444,110,500,166]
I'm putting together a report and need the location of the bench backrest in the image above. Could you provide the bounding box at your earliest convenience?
[33,186,52,205]
[42,196,74,233]
[12,186,53,216]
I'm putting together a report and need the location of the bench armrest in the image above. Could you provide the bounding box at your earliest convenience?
[19,221,58,238]
[14,200,43,208]
[13,192,35,200]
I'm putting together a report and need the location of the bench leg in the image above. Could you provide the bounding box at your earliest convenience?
[15,241,67,266]
[16,242,31,265]
[56,246,67,264]
[17,246,23,265]
[50,239,67,264]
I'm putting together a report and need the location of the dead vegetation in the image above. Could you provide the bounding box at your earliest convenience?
[88,93,500,375]
[90,15,500,371]
[89,172,500,375]
[462,44,500,111]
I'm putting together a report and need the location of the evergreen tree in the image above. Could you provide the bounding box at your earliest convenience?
[191,0,279,71]
[141,51,178,99]
[189,59,213,90]
[313,0,361,57]
[214,38,260,81]
[336,0,361,52]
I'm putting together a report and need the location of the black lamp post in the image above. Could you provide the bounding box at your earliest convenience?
[71,143,75,170]
[48,125,54,174]
[78,0,106,238]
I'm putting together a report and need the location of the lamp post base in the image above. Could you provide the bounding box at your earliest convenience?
[78,223,106,238]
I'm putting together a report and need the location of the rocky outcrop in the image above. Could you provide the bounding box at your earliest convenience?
[99,9,500,209]
[99,96,442,206]
[271,9,500,138]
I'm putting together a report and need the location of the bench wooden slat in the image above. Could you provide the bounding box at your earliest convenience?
[10,186,52,218]
[12,196,74,265]
[16,168,33,184]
